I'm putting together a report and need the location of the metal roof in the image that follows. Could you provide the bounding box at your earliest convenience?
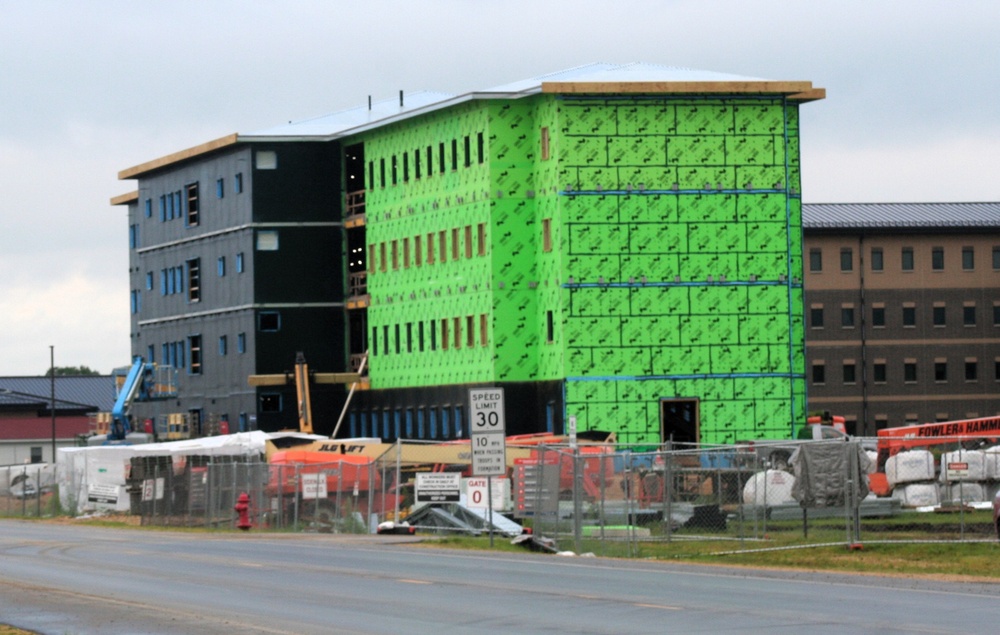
[0,376,116,412]
[242,62,779,142]
[803,203,1000,230]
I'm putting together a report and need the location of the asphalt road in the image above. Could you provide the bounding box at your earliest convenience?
[0,520,998,634]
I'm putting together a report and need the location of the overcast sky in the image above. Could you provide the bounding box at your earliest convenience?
[1,1,997,376]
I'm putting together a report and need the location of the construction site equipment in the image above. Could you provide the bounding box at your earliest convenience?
[248,352,361,434]
[89,357,177,445]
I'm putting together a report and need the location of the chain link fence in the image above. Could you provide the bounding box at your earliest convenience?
[11,436,1000,553]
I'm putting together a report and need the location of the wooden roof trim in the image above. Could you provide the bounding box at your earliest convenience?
[110,190,139,206]
[541,80,819,96]
[118,133,240,180]
[787,87,826,103]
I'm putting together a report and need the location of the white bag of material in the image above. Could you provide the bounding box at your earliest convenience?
[743,469,795,506]
[983,446,1000,480]
[886,450,935,487]
[938,450,986,482]
[892,483,940,507]
[864,450,878,474]
[939,482,987,504]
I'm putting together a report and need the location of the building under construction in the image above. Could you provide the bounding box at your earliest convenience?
[114,63,825,444]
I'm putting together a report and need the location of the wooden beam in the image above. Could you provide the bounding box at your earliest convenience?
[542,80,818,96]
[313,373,361,385]
[248,374,292,387]
[788,87,827,102]
[119,133,240,180]
[249,372,360,386]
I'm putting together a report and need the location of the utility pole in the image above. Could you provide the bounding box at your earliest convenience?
[49,345,56,463]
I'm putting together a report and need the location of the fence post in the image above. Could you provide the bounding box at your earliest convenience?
[572,445,582,554]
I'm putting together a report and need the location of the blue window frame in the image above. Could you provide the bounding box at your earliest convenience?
[417,408,425,439]
[162,343,169,365]
[258,312,280,332]
[393,409,401,439]
[159,195,166,221]
[144,198,152,218]
[130,290,140,314]
[236,252,244,273]
[382,410,390,438]
[174,267,183,293]
[234,172,243,194]
[454,405,463,438]
[405,408,414,437]
[216,178,224,198]
[146,345,155,363]
[145,272,153,290]
[218,335,227,356]
[546,402,555,434]
[217,256,226,277]
[173,191,182,219]
[349,411,358,438]
[441,407,450,439]
[370,411,378,438]
[238,413,248,432]
[160,270,167,295]
[129,224,138,249]
[237,332,246,354]
[429,408,438,439]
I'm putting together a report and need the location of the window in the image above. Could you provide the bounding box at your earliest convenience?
[256,151,277,169]
[186,258,201,302]
[395,324,401,354]
[902,305,916,327]
[541,126,550,160]
[873,361,887,383]
[439,230,447,262]
[996,359,1000,382]
[257,230,279,251]
[811,363,825,384]
[480,313,488,347]
[451,138,458,171]
[843,362,856,384]
[934,361,948,382]
[216,178,224,199]
[965,360,978,381]
[451,227,459,261]
[379,158,386,187]
[841,306,855,328]
[464,225,472,259]
[217,256,226,277]
[872,306,885,327]
[477,223,486,256]
[260,393,282,413]
[426,233,435,264]
[964,305,976,326]
[218,335,227,356]
[810,307,824,328]
[426,146,434,176]
[904,361,917,383]
[542,218,553,253]
[415,149,421,179]
[870,247,883,272]
[129,224,138,249]
[993,246,1000,270]
[418,321,425,351]
[994,304,1000,326]
[237,332,246,354]
[933,305,946,327]
[391,240,399,270]
[371,327,378,356]
[414,235,422,266]
[463,135,471,168]
[441,318,449,350]
[146,271,154,290]
[546,310,555,343]
[144,198,152,218]
[430,319,437,350]
[403,152,409,182]
[809,248,822,272]
[159,195,166,221]
[466,315,474,348]
[259,312,280,331]
[403,238,410,269]
[391,156,398,185]
[147,345,155,363]
[840,248,853,272]
[234,172,243,194]
[477,132,485,164]
[30,447,42,464]
[130,290,140,314]
[185,183,200,226]
[406,322,412,353]
[188,335,202,375]
[931,247,944,271]
[902,247,914,271]
[454,316,461,349]
[439,142,445,173]
[379,242,387,272]
[236,252,244,273]
[962,247,974,270]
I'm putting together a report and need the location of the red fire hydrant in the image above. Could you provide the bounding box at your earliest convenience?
[235,492,252,531]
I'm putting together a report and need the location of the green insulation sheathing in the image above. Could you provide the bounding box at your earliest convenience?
[354,93,806,445]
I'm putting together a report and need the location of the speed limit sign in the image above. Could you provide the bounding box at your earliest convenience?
[469,388,506,476]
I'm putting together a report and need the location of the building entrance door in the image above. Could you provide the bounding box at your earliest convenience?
[660,398,700,444]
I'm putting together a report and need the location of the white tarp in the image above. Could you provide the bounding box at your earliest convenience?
[57,431,269,514]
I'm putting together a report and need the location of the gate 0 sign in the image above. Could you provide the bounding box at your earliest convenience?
[469,388,506,476]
